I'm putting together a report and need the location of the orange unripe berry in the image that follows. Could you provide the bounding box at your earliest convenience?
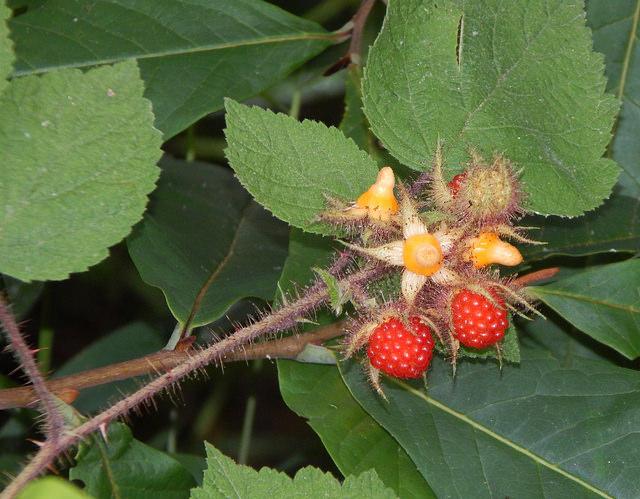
[467,232,523,268]
[403,233,443,276]
[355,167,399,221]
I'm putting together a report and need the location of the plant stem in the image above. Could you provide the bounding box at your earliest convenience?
[289,89,302,120]
[237,395,256,465]
[0,295,64,442]
[37,289,53,374]
[0,321,346,410]
[1,266,381,497]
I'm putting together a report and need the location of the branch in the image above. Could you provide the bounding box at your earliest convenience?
[0,321,346,410]
[0,267,557,412]
[515,267,560,287]
[324,0,377,75]
[0,295,65,441]
[1,266,381,498]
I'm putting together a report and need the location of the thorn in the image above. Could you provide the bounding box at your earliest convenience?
[27,439,45,448]
[99,423,109,442]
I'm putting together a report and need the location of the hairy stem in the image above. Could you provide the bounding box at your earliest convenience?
[1,266,381,498]
[0,321,346,410]
[0,295,64,442]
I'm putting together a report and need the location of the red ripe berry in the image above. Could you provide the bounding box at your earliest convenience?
[448,173,467,196]
[451,289,508,349]
[367,317,435,378]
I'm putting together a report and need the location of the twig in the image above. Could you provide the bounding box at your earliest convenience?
[0,267,555,412]
[1,266,381,498]
[0,295,65,441]
[324,0,377,75]
[514,267,560,287]
[0,321,345,410]
[348,0,376,65]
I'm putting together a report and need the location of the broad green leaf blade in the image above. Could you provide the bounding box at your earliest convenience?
[523,195,640,261]
[341,318,640,498]
[0,60,162,282]
[54,322,164,413]
[18,477,92,499]
[127,158,288,327]
[70,423,195,499]
[10,0,332,139]
[588,0,640,197]
[0,2,13,95]
[528,259,640,359]
[363,0,619,216]
[191,442,397,499]
[279,362,435,499]
[224,99,379,234]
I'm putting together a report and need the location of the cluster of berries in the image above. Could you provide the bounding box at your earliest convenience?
[321,147,541,394]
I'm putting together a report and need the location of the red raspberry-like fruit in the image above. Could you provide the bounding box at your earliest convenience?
[451,289,508,349]
[367,317,435,378]
[448,173,467,196]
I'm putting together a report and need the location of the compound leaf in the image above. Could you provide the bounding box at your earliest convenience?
[0,60,162,282]
[363,0,619,216]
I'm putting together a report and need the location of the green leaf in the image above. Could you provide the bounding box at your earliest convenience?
[191,442,397,499]
[0,60,162,282]
[588,0,640,197]
[314,267,350,314]
[0,2,13,95]
[279,362,435,499]
[523,195,640,260]
[70,423,195,499]
[528,258,640,359]
[127,158,288,327]
[10,0,331,139]
[340,317,640,498]
[18,477,92,499]
[224,99,379,234]
[54,322,164,413]
[363,0,619,216]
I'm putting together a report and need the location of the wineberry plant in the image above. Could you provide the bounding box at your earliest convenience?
[0,0,639,498]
